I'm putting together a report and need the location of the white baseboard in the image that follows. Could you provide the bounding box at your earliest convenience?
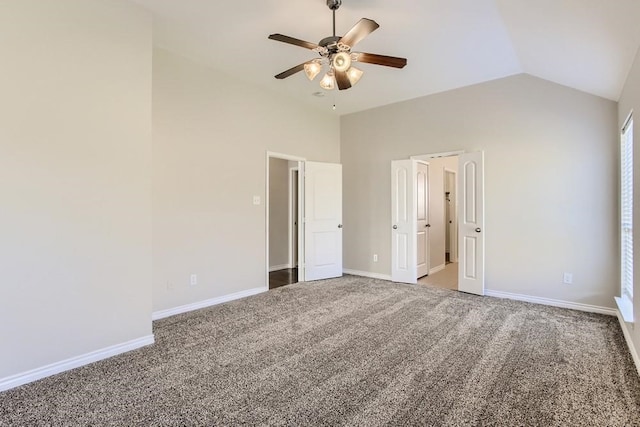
[343,269,392,281]
[0,334,154,393]
[269,264,291,272]
[429,264,446,275]
[152,287,267,321]
[616,310,640,376]
[485,289,617,316]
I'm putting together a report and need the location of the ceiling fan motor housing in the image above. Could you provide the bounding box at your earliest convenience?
[327,0,342,10]
[319,36,342,53]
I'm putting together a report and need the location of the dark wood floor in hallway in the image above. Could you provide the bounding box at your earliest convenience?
[269,268,297,289]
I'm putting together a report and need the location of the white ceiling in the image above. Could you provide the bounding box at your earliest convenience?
[130,0,640,115]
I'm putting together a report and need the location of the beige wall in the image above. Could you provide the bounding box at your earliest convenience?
[618,47,640,365]
[152,49,340,312]
[269,158,290,269]
[0,0,152,379]
[341,74,618,308]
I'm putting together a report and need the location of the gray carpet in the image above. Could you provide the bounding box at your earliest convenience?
[1,276,639,426]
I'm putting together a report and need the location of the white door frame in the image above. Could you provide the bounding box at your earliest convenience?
[266,152,305,289]
[411,150,465,161]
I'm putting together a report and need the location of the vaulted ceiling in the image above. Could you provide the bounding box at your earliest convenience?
[131,0,640,115]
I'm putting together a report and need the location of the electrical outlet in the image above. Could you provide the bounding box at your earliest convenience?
[190,274,198,286]
[373,254,378,262]
[563,272,573,284]
[252,196,261,205]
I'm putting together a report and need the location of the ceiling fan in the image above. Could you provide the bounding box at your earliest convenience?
[268,0,407,91]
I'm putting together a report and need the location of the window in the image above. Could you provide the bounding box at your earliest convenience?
[617,114,634,322]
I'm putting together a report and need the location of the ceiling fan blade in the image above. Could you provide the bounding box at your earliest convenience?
[335,70,352,91]
[268,34,319,50]
[339,18,379,48]
[354,52,407,69]
[274,63,306,79]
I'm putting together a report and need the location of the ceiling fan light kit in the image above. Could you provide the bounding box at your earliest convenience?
[346,66,363,85]
[304,60,323,81]
[268,0,407,91]
[320,70,336,90]
[332,51,351,72]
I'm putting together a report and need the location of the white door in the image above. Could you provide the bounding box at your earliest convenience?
[416,162,430,278]
[391,160,417,283]
[304,161,342,281]
[458,152,484,295]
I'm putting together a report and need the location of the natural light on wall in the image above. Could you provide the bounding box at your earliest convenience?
[616,114,634,322]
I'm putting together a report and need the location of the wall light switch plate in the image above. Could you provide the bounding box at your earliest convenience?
[563,272,573,284]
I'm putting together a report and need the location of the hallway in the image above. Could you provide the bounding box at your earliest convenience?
[418,263,458,291]
[269,268,298,289]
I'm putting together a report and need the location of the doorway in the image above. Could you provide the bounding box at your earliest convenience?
[391,151,485,295]
[267,154,303,289]
[418,158,459,290]
[290,168,299,270]
[266,154,344,289]
[444,169,457,265]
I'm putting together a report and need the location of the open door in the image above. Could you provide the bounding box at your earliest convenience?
[304,161,342,281]
[458,152,485,295]
[391,160,417,283]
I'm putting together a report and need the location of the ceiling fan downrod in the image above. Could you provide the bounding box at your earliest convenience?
[327,0,342,37]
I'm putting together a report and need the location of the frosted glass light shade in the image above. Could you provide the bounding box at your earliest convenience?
[332,52,351,72]
[304,61,322,81]
[347,67,363,85]
[320,71,335,90]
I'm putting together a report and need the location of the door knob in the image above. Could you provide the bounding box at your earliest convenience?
[338,224,343,229]
[393,225,398,229]
[426,224,431,228]
[475,227,481,233]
